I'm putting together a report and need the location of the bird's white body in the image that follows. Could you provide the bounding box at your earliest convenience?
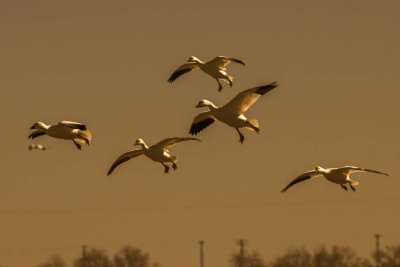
[107,137,200,175]
[197,60,229,81]
[142,144,174,163]
[168,56,245,91]
[281,166,389,192]
[206,105,248,129]
[28,143,46,151]
[46,124,80,140]
[189,82,278,143]
[28,121,92,150]
[320,167,354,184]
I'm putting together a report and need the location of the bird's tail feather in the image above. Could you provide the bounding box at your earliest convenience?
[76,130,92,144]
[246,118,260,133]
[169,155,178,163]
[350,180,359,186]
[222,75,233,86]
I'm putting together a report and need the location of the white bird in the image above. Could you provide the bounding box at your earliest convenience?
[107,137,201,175]
[281,166,389,192]
[189,82,278,144]
[168,56,245,92]
[28,143,46,151]
[28,121,92,150]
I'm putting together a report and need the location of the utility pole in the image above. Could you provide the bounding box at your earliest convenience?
[236,239,247,267]
[82,245,87,267]
[199,240,204,267]
[375,234,381,267]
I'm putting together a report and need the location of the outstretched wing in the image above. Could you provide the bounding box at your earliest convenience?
[340,166,389,176]
[208,56,245,70]
[107,150,144,176]
[281,170,322,193]
[155,137,201,149]
[223,82,278,114]
[28,131,46,139]
[189,111,216,135]
[58,121,87,130]
[168,62,199,83]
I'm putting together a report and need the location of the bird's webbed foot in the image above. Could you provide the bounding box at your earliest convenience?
[216,79,223,92]
[172,163,177,171]
[163,164,169,174]
[236,128,245,144]
[73,141,82,150]
[340,184,348,191]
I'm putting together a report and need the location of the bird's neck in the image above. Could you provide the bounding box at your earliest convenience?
[206,102,218,111]
[38,122,50,131]
[140,143,149,150]
[192,57,203,64]
[319,167,329,174]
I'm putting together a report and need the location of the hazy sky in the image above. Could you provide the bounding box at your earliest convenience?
[1,1,399,266]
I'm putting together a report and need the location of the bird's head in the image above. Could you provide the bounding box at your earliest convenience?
[195,99,212,108]
[188,56,200,63]
[135,138,145,146]
[315,166,324,173]
[30,122,45,129]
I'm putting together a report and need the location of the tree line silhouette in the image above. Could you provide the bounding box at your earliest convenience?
[230,244,400,267]
[27,242,400,267]
[35,245,161,267]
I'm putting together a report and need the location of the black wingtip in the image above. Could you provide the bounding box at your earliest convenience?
[255,82,278,95]
[230,58,245,66]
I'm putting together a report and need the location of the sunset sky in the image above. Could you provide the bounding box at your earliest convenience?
[1,1,399,266]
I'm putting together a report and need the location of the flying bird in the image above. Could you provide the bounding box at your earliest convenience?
[28,143,46,151]
[189,82,278,144]
[281,166,389,192]
[168,56,245,92]
[28,121,92,150]
[107,137,201,175]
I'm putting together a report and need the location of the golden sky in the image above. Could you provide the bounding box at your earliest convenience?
[1,1,399,266]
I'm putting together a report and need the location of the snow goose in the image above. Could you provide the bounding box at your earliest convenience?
[28,121,92,150]
[281,166,389,192]
[168,56,245,92]
[107,137,201,175]
[189,82,278,144]
[28,143,46,151]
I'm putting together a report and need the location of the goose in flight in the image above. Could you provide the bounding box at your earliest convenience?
[189,82,278,144]
[281,166,389,192]
[107,137,201,175]
[28,121,92,150]
[28,143,46,151]
[168,56,245,92]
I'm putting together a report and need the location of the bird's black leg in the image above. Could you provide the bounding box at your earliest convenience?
[73,140,82,150]
[168,157,178,171]
[162,163,169,174]
[340,184,348,191]
[236,128,245,144]
[216,79,223,92]
[349,183,356,192]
